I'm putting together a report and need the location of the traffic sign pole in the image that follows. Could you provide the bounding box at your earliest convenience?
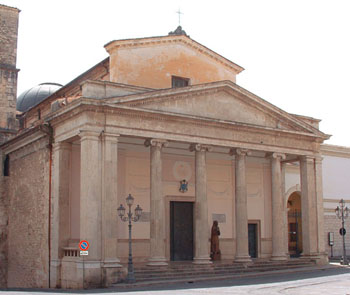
[79,240,89,288]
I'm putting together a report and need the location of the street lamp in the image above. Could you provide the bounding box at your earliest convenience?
[335,199,349,265]
[117,194,143,283]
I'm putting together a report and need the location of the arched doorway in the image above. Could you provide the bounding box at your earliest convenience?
[287,192,302,257]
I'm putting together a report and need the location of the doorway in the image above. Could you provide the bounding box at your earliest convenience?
[170,201,194,261]
[248,223,258,258]
[287,192,302,257]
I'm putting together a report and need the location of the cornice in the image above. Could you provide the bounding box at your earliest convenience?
[45,98,322,156]
[1,127,47,155]
[105,34,244,74]
[0,4,20,12]
[321,144,350,158]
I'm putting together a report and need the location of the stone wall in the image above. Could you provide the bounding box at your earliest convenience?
[0,4,19,144]
[6,136,51,288]
[0,151,9,287]
[324,215,350,258]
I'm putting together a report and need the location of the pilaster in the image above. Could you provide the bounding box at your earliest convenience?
[315,155,328,263]
[79,130,102,286]
[300,156,318,257]
[50,142,71,288]
[101,133,122,270]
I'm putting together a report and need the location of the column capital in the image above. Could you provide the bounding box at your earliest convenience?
[79,129,101,141]
[229,148,251,157]
[268,152,286,160]
[299,155,315,163]
[189,143,212,153]
[144,138,168,149]
[101,132,120,142]
[314,154,323,164]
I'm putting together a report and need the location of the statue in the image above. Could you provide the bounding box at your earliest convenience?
[210,220,221,260]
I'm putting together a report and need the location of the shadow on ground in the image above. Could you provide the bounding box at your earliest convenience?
[1,264,350,293]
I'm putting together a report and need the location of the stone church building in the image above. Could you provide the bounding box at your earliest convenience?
[1,3,349,289]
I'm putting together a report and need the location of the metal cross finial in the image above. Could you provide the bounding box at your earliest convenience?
[176,8,183,26]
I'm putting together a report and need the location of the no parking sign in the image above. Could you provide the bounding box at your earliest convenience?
[79,240,89,256]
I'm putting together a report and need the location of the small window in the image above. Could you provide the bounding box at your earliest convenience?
[37,109,41,120]
[172,76,190,88]
[3,155,9,176]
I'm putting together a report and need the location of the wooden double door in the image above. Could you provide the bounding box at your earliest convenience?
[170,201,194,261]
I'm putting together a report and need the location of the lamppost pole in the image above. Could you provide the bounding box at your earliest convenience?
[335,199,349,265]
[117,194,143,283]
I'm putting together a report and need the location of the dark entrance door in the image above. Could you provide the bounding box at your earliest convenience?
[248,223,257,258]
[170,201,194,261]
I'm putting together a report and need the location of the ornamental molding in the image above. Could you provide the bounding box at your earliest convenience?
[46,102,319,155]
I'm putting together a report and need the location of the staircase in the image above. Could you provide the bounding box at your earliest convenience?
[113,258,317,286]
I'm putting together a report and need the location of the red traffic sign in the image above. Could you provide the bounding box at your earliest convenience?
[79,240,89,251]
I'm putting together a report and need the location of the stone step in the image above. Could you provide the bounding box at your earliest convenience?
[134,261,314,274]
[131,260,316,283]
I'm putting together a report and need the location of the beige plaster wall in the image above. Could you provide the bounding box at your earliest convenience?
[114,146,271,261]
[108,42,237,89]
[69,140,274,262]
[7,137,50,288]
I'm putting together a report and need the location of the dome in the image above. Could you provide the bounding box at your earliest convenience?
[16,82,62,112]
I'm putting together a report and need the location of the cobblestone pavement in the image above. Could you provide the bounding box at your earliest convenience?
[1,263,350,295]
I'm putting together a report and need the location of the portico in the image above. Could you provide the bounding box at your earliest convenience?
[46,77,329,287]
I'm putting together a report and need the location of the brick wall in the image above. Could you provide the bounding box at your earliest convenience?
[6,136,50,288]
[324,214,350,258]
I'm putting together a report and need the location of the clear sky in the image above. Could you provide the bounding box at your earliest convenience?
[2,0,350,147]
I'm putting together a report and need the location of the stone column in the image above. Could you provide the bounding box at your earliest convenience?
[101,133,122,285]
[270,153,287,261]
[50,142,71,288]
[79,131,102,285]
[231,148,251,262]
[315,155,327,260]
[145,139,168,266]
[190,143,212,264]
[300,156,318,257]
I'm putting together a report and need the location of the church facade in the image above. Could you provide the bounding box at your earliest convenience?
[1,3,348,290]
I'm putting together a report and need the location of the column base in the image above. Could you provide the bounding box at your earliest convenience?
[49,259,61,288]
[301,252,329,265]
[234,255,251,263]
[193,256,212,265]
[271,254,287,261]
[147,257,168,266]
[102,260,126,287]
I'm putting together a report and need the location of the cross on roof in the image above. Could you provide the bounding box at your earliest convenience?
[176,8,183,26]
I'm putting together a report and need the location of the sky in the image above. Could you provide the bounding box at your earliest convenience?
[2,0,350,147]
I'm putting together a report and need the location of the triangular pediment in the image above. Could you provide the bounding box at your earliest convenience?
[114,81,327,138]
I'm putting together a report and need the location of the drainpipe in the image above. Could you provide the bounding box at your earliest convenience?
[39,123,53,288]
